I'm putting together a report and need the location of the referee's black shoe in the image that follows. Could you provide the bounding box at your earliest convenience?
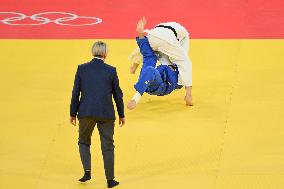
[78,171,91,182]
[107,179,119,188]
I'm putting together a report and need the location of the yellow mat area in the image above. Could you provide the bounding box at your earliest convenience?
[0,40,284,189]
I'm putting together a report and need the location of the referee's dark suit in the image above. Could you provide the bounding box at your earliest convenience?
[70,57,124,184]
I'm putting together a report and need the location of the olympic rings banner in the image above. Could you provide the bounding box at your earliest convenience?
[0,0,284,39]
[0,12,102,26]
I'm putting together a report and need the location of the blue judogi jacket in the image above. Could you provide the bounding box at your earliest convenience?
[147,65,182,96]
[135,37,183,96]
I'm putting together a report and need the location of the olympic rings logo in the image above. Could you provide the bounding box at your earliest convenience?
[0,12,102,26]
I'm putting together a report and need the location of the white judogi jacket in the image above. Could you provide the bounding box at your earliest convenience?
[145,22,192,86]
[145,22,190,52]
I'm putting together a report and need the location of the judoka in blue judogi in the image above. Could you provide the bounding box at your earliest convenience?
[127,36,182,109]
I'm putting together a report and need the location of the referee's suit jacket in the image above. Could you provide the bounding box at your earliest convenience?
[70,58,124,120]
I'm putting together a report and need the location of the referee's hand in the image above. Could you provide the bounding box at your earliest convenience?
[70,116,76,126]
[119,117,125,127]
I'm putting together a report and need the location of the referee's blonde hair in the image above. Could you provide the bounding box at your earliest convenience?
[92,41,108,58]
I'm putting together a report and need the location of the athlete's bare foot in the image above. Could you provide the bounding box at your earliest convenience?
[184,94,193,106]
[136,17,147,38]
[127,100,137,110]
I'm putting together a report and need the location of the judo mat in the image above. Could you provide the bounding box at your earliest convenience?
[1,1,284,189]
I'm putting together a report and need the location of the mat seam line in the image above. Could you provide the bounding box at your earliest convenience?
[214,40,243,187]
